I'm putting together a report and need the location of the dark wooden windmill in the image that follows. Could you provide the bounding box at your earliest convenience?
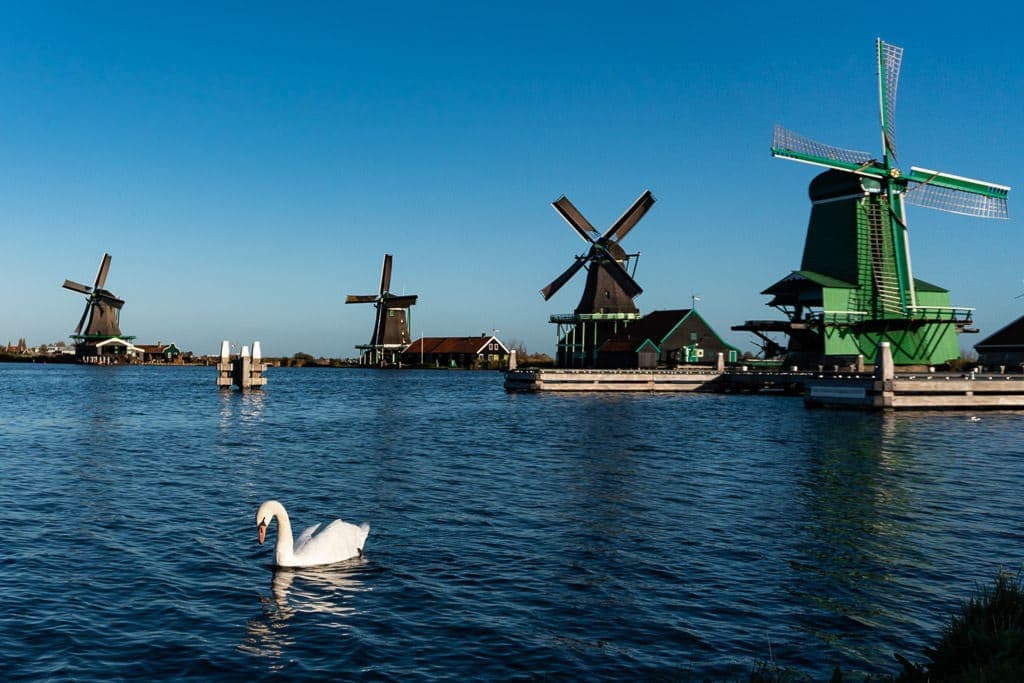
[62,253,135,361]
[541,190,655,367]
[346,253,418,366]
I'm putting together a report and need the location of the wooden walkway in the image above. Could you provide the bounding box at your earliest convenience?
[505,344,1024,411]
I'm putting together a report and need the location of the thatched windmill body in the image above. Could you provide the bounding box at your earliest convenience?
[346,253,418,366]
[540,190,655,367]
[735,39,1010,368]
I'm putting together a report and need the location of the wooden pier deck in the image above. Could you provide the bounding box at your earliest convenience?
[505,345,1024,410]
[503,368,722,392]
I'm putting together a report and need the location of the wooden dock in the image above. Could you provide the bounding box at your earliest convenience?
[503,368,722,392]
[505,343,1024,411]
[804,373,1024,410]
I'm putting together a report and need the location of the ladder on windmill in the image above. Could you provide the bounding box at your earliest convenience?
[864,199,904,315]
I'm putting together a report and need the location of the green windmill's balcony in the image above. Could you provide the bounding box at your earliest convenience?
[811,306,974,328]
[907,306,975,323]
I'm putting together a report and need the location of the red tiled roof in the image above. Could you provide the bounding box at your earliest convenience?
[405,336,507,355]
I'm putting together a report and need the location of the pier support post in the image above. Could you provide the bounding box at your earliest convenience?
[872,342,895,409]
[216,339,268,391]
[216,340,233,389]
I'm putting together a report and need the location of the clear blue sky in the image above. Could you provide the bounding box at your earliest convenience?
[2,3,1021,357]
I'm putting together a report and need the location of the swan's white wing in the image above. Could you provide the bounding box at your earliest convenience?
[294,522,322,551]
[291,518,370,566]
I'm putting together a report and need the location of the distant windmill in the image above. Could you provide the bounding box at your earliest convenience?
[541,190,655,367]
[346,253,418,365]
[737,38,1010,368]
[63,253,124,338]
[61,253,136,361]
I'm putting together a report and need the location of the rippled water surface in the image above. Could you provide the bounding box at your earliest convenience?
[2,364,1023,680]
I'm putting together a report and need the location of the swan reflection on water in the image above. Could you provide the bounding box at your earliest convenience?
[239,558,370,663]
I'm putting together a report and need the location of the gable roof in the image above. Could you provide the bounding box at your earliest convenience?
[137,344,179,354]
[599,309,738,354]
[627,309,692,344]
[976,315,1024,350]
[93,337,144,353]
[405,335,509,355]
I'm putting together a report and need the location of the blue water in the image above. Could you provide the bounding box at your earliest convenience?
[2,364,1023,680]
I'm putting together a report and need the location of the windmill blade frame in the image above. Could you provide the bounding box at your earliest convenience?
[905,167,1010,219]
[346,294,379,304]
[602,189,656,243]
[552,196,599,243]
[904,182,1009,219]
[94,253,112,290]
[541,256,587,301]
[379,254,393,295]
[62,279,92,295]
[75,302,91,335]
[771,124,876,173]
[878,39,903,162]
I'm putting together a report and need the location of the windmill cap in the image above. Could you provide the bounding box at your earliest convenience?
[809,170,870,201]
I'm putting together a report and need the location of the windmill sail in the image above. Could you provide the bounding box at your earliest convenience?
[541,257,586,301]
[605,189,656,242]
[904,177,1010,219]
[552,196,600,243]
[878,39,903,160]
[771,125,874,171]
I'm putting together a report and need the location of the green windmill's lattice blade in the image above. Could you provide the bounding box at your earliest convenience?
[771,124,877,173]
[904,170,1010,219]
[878,39,903,162]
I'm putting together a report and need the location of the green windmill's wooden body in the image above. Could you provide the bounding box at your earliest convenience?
[741,39,1010,368]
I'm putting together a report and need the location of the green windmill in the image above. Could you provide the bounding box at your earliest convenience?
[738,38,1011,368]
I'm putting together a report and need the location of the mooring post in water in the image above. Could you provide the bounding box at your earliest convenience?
[716,352,725,373]
[216,339,268,391]
[508,349,517,371]
[872,342,895,409]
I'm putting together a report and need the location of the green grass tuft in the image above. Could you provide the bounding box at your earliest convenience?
[897,569,1024,681]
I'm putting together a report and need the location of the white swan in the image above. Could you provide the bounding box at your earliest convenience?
[256,500,370,568]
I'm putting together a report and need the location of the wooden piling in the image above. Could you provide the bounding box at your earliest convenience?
[216,340,267,391]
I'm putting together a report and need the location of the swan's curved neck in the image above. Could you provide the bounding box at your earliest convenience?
[268,501,295,565]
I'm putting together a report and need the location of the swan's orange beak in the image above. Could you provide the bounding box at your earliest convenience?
[258,521,267,545]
